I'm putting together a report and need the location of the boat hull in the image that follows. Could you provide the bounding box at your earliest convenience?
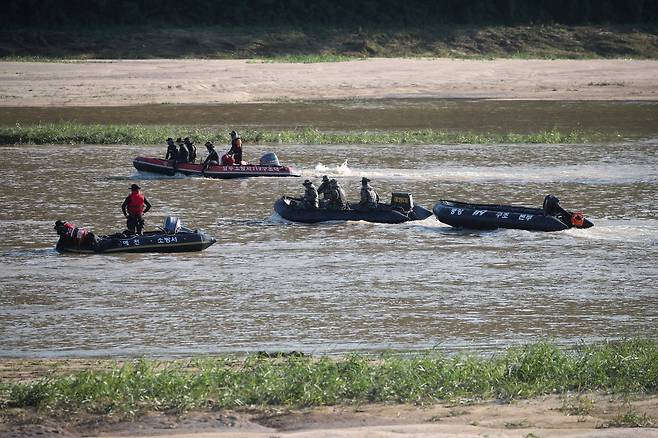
[433,200,593,232]
[133,156,299,179]
[56,230,216,254]
[274,197,433,224]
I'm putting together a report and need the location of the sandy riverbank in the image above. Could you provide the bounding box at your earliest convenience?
[3,394,657,437]
[1,58,658,107]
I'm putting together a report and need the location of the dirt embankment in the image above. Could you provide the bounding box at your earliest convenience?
[1,58,658,107]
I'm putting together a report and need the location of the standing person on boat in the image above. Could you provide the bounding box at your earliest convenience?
[317,175,331,206]
[227,130,243,164]
[165,137,178,161]
[177,137,189,163]
[184,137,197,163]
[328,179,348,210]
[359,177,379,210]
[203,142,220,168]
[122,184,152,236]
[300,179,319,209]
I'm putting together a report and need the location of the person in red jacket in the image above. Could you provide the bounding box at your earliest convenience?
[121,184,152,235]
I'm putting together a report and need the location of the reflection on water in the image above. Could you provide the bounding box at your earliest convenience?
[0,141,656,357]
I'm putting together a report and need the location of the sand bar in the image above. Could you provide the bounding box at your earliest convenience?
[1,58,658,106]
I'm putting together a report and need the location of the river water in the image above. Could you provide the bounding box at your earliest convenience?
[0,141,657,358]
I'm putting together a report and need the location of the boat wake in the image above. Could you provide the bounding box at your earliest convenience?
[571,218,658,244]
[302,162,657,184]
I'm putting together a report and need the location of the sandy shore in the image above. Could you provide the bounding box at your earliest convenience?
[4,394,657,437]
[1,58,658,106]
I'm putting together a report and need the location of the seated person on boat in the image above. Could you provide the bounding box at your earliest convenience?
[221,153,236,165]
[327,179,348,210]
[317,175,331,206]
[358,177,379,210]
[203,142,220,167]
[54,220,97,251]
[299,179,319,209]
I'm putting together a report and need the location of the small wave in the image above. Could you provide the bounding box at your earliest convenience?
[573,218,658,244]
[312,160,352,176]
[131,171,191,180]
[300,163,656,184]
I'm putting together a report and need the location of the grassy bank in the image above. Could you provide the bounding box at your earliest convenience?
[1,340,656,418]
[0,123,606,145]
[2,24,657,60]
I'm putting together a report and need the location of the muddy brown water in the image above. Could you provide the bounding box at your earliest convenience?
[0,99,657,358]
[3,99,658,136]
[0,140,656,358]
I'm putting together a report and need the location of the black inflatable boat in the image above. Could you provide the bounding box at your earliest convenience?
[54,217,216,254]
[433,199,593,232]
[274,193,433,224]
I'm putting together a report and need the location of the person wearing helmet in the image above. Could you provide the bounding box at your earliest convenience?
[165,137,179,161]
[299,179,319,209]
[317,175,331,207]
[203,141,220,168]
[327,179,348,210]
[359,177,379,210]
[227,130,243,164]
[121,184,152,235]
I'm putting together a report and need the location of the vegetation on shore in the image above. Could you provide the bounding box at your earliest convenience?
[1,340,656,419]
[2,24,657,60]
[0,123,606,145]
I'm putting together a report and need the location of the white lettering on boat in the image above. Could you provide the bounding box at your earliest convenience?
[450,208,464,215]
[495,212,510,219]
[472,210,487,216]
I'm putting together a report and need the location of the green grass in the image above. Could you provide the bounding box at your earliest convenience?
[256,54,365,63]
[0,123,608,146]
[1,340,656,418]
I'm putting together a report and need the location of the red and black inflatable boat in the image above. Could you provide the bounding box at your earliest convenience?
[133,152,299,179]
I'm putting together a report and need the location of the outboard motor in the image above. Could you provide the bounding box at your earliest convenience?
[163,216,181,234]
[391,193,414,211]
[259,152,280,166]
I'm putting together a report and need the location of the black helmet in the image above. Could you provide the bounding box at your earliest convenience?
[130,183,141,191]
[205,141,214,149]
[303,179,312,186]
[361,177,371,184]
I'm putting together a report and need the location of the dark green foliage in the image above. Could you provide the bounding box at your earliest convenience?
[5,0,658,28]
[2,340,656,417]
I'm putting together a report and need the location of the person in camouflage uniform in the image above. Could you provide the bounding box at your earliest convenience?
[327,179,348,210]
[317,175,331,207]
[359,177,379,210]
[300,179,319,209]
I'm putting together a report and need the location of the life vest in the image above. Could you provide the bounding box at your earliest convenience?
[126,192,145,215]
[571,212,585,227]
[221,154,235,165]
